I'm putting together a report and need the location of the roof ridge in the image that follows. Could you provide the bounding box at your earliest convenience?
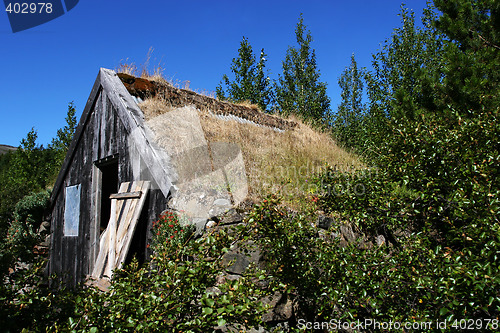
[117,73,297,131]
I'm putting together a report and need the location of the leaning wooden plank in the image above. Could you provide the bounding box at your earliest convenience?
[115,181,150,270]
[115,182,144,243]
[109,191,142,200]
[102,198,118,279]
[114,181,145,267]
[114,182,148,269]
[102,182,129,278]
[92,182,128,280]
[91,227,109,279]
[114,183,138,253]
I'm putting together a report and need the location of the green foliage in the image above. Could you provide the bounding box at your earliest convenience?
[0,259,79,333]
[2,211,267,332]
[13,189,51,229]
[353,4,445,159]
[249,180,499,328]
[275,14,331,123]
[308,0,500,326]
[0,102,78,331]
[149,209,195,255]
[333,54,366,150]
[0,129,56,266]
[50,101,77,165]
[0,189,50,290]
[432,0,499,114]
[248,196,325,319]
[243,1,500,328]
[216,37,273,112]
[9,128,56,192]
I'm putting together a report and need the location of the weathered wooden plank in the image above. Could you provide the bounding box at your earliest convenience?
[49,198,64,278]
[115,182,143,253]
[87,113,99,271]
[103,198,117,279]
[89,164,101,274]
[91,96,101,162]
[109,191,142,199]
[99,94,107,160]
[111,182,135,262]
[115,181,150,269]
[80,125,93,278]
[103,182,129,277]
[91,227,109,279]
[104,100,115,157]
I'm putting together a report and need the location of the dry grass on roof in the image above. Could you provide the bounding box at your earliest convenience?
[138,95,362,208]
[139,95,173,120]
[198,113,363,207]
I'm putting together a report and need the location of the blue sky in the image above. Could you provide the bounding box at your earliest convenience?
[1,0,429,147]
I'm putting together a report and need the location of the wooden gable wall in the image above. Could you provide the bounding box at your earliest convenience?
[49,71,168,287]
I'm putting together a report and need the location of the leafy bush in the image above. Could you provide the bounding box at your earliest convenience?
[54,211,267,332]
[0,189,50,282]
[0,211,267,332]
[250,189,499,331]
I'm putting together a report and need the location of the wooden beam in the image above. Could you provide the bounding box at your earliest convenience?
[91,181,150,281]
[103,198,118,279]
[109,191,142,200]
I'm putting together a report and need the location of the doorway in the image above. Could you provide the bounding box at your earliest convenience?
[96,155,119,234]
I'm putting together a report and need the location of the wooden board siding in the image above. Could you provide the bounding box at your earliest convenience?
[49,69,170,287]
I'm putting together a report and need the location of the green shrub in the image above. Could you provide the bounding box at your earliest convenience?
[250,190,499,331]
[46,211,266,332]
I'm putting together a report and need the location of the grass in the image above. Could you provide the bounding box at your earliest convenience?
[116,49,215,98]
[139,95,173,120]
[198,113,363,208]
[116,47,167,83]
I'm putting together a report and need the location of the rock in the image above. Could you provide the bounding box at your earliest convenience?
[376,234,386,246]
[209,198,233,217]
[213,198,231,207]
[339,224,357,243]
[206,220,218,229]
[192,217,207,236]
[206,286,222,296]
[39,234,51,248]
[225,274,241,281]
[38,221,50,234]
[220,209,244,225]
[223,253,250,275]
[261,292,294,323]
[317,215,334,230]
